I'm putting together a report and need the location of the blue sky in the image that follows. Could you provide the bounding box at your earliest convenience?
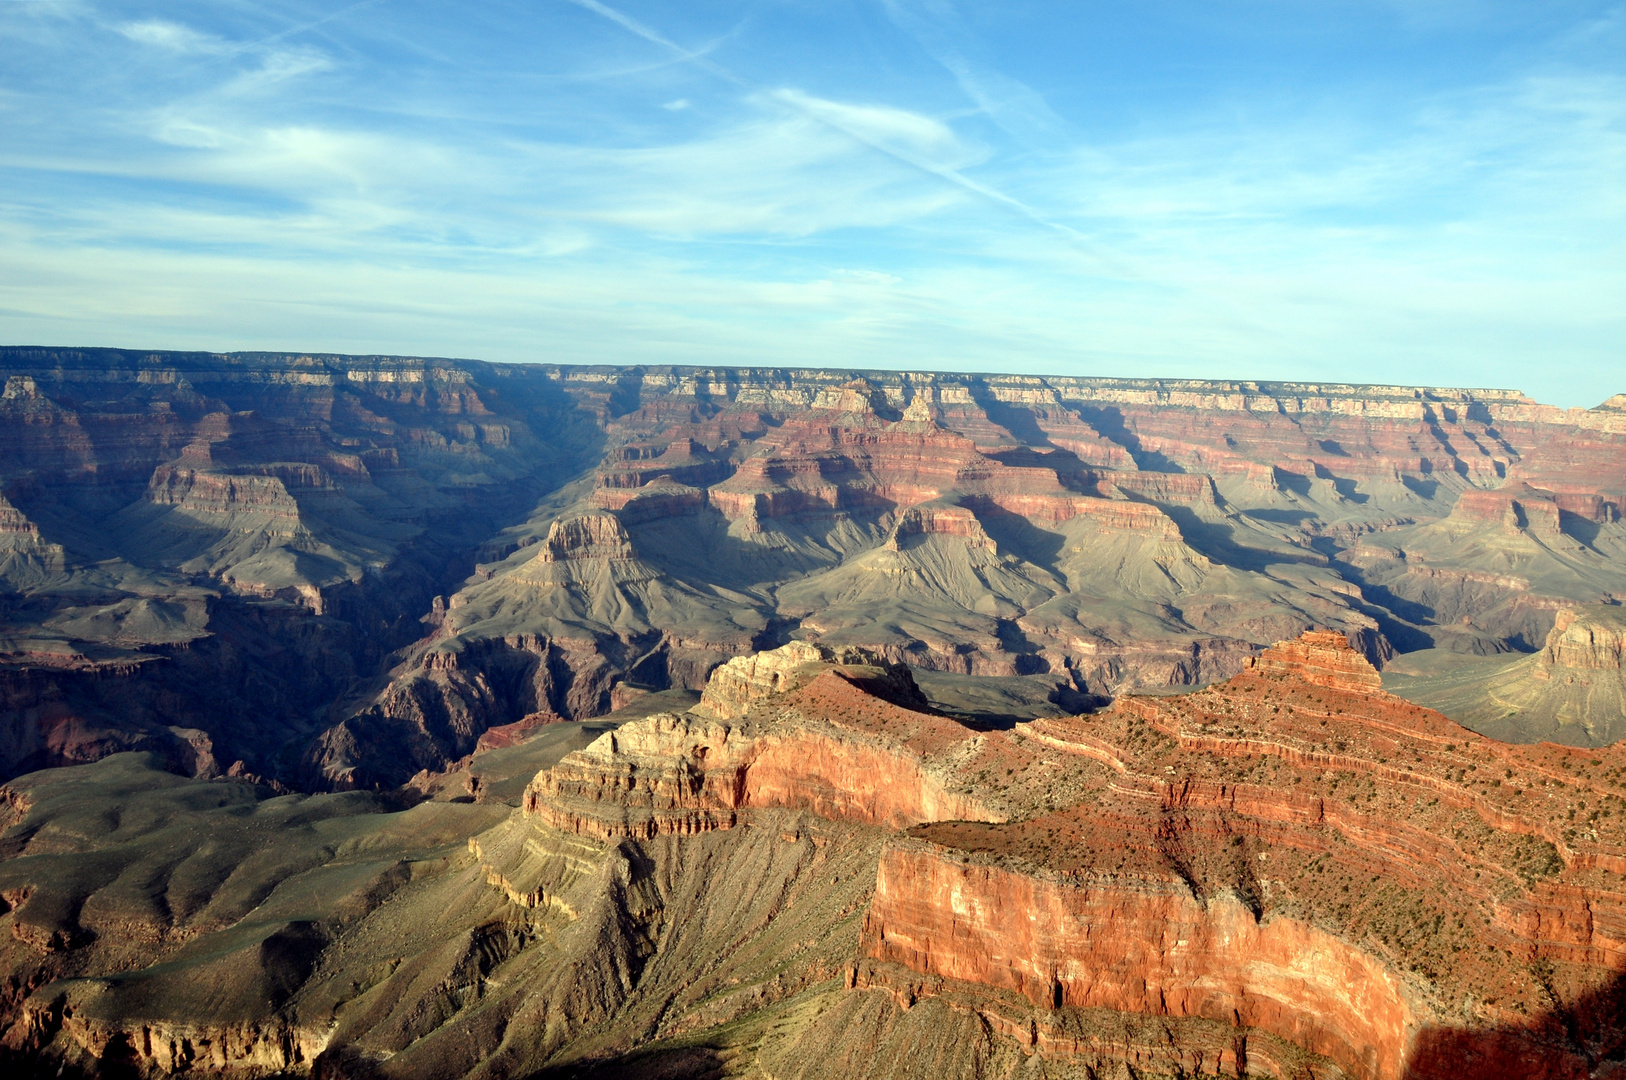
[0,1,1621,406]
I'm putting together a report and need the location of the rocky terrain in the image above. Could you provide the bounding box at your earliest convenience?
[0,349,601,787]
[1384,605,1626,746]
[2,349,1625,1076]
[1,633,1623,1078]
[4,350,1626,786]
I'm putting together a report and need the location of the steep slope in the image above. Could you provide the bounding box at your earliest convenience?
[775,504,1065,674]
[378,376,1415,781]
[0,351,600,785]
[1347,485,1626,655]
[6,350,1626,787]
[5,635,1625,1079]
[304,513,777,788]
[1385,604,1626,745]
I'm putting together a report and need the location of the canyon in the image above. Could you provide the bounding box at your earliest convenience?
[2,348,1626,1077]
[8,348,1625,787]
[1384,606,1626,746]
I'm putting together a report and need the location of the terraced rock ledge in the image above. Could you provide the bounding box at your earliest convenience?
[1,633,1622,1078]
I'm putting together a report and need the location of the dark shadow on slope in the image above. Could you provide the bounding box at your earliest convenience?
[994,619,1051,676]
[607,370,645,417]
[1402,474,1440,499]
[0,1054,137,1080]
[1242,508,1317,526]
[629,505,893,592]
[962,498,1067,577]
[1422,418,1473,480]
[1561,511,1602,549]
[1074,406,1186,472]
[1354,606,1435,655]
[1307,539,1441,632]
[1301,539,1440,654]
[1158,505,1325,572]
[529,1045,729,1080]
[911,668,1101,731]
[1404,970,1626,1080]
[1273,468,1313,496]
[981,446,1094,492]
[965,384,1052,448]
[1310,462,1368,504]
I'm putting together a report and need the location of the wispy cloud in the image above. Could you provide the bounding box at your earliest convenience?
[559,0,1095,249]
[770,89,963,163]
[880,0,1071,149]
[116,19,229,54]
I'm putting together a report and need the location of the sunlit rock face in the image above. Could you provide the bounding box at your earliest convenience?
[528,649,996,838]
[509,632,1626,1078]
[857,632,1626,1080]
[1542,605,1626,672]
[5,348,1626,787]
[7,351,1626,1077]
[1244,630,1384,692]
[1387,605,1626,748]
[3,631,1626,1078]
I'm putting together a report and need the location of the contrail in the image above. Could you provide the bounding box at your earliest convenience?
[243,0,389,54]
[563,0,731,75]
[558,0,1113,261]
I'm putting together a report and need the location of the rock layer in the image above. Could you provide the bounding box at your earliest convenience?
[864,843,1414,1077]
[528,653,1000,837]
[7,350,1626,785]
[4,633,1626,1078]
[1383,604,1626,746]
[1244,630,1384,692]
[858,633,1626,1079]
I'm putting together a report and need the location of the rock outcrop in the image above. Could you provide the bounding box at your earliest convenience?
[1543,604,1626,670]
[535,513,637,562]
[8,350,1626,1079]
[4,634,1626,1079]
[864,842,1415,1076]
[1384,604,1626,746]
[858,631,1626,1078]
[1244,629,1384,692]
[0,349,602,785]
[694,640,929,719]
[529,651,996,837]
[4,347,1626,789]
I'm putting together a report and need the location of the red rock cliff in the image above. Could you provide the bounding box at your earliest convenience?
[864,840,1417,1079]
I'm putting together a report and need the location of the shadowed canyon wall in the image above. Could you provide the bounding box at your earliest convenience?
[4,348,1626,793]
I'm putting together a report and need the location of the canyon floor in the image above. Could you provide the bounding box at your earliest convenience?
[3,350,1626,1077]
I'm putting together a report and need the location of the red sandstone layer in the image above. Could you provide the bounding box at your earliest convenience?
[864,841,1414,1078]
[505,630,1626,1077]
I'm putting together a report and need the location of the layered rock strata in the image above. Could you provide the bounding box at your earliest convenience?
[6,349,1626,792]
[511,633,1626,1079]
[528,648,1000,838]
[0,349,601,785]
[1244,630,1384,692]
[858,633,1626,1079]
[4,633,1626,1078]
[1384,604,1626,746]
